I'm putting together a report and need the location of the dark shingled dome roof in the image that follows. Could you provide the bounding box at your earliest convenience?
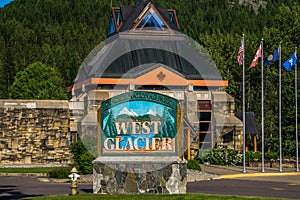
[74,1,222,84]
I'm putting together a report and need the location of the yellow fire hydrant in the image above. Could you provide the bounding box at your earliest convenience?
[69,167,80,195]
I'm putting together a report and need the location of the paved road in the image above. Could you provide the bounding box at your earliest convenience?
[188,179,300,199]
[1,175,300,199]
[0,176,91,200]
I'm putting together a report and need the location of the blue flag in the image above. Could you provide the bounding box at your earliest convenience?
[263,48,279,67]
[282,52,297,71]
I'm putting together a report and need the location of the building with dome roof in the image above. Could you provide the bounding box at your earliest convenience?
[0,0,260,167]
[69,0,250,159]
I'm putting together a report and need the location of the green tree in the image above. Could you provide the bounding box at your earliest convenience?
[70,139,95,174]
[104,110,117,137]
[1,0,300,157]
[9,62,68,100]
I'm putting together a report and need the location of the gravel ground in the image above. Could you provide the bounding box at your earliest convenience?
[187,169,220,182]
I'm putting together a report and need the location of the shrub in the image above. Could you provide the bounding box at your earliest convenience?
[196,148,242,166]
[265,151,278,161]
[70,139,95,174]
[246,151,262,162]
[81,135,97,157]
[196,149,210,164]
[187,159,201,171]
[78,151,95,174]
[48,167,72,179]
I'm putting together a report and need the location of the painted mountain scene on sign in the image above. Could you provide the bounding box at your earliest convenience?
[116,107,161,122]
[102,101,176,138]
[115,107,139,121]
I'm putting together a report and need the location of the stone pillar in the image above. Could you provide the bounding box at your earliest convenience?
[93,156,187,194]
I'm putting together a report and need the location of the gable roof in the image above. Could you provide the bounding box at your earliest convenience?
[108,0,180,36]
[132,4,171,31]
[123,64,189,86]
[121,63,185,79]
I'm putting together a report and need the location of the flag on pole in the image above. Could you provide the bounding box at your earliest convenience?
[282,52,297,71]
[279,45,283,172]
[259,39,265,172]
[250,44,262,68]
[263,48,279,67]
[240,34,246,173]
[237,40,244,65]
[294,47,299,172]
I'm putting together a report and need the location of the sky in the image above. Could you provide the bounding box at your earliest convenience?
[0,0,14,8]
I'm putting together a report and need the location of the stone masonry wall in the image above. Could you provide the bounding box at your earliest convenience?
[93,159,187,194]
[0,100,73,165]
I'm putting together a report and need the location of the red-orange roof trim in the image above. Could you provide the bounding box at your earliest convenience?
[69,78,228,91]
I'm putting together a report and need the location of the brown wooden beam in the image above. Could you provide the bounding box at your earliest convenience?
[245,134,249,152]
[254,135,257,152]
[187,128,191,160]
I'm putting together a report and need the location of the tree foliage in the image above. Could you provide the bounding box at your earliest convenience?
[9,62,68,100]
[1,0,300,157]
[70,139,95,174]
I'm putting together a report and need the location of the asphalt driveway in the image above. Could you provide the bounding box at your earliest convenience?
[1,175,300,199]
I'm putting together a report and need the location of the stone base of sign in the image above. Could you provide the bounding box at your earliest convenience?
[93,156,186,194]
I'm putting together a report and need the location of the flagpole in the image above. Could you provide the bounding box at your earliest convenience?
[261,39,265,172]
[279,44,283,172]
[242,34,246,173]
[295,47,299,172]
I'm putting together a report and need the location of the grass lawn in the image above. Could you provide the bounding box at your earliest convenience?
[27,193,288,200]
[0,167,70,174]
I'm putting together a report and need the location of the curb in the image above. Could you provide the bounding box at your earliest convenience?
[0,173,93,183]
[220,172,300,179]
[0,173,47,177]
[37,177,69,183]
[187,176,221,182]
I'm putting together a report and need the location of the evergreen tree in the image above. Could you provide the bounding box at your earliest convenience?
[104,110,117,137]
[0,0,299,157]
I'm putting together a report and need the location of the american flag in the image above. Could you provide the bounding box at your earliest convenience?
[237,40,244,65]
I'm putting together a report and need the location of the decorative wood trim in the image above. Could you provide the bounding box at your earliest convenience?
[131,4,173,33]
[111,7,123,32]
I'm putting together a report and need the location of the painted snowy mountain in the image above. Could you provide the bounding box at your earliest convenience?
[139,108,161,121]
[145,108,158,116]
[117,107,138,117]
[115,107,161,121]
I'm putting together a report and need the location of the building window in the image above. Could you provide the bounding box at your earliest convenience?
[198,100,212,149]
[136,8,167,30]
[108,14,116,36]
[114,9,122,26]
[167,9,179,28]
[198,112,211,121]
[132,4,172,32]
[198,100,211,110]
[108,7,123,36]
